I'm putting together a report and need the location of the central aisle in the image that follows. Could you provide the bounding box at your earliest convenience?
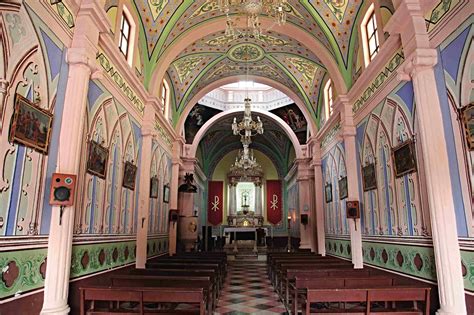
[215,262,288,314]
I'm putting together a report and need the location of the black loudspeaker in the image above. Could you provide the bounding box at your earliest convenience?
[300,214,309,225]
[169,210,179,222]
[49,173,77,206]
[346,201,360,219]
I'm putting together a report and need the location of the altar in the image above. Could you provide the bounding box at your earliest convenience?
[224,227,267,253]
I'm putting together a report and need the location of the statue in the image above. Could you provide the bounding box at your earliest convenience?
[178,173,197,193]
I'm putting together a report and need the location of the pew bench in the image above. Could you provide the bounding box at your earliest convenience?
[80,286,205,315]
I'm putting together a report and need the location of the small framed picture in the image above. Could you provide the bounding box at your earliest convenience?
[461,103,474,150]
[86,140,108,179]
[362,163,377,191]
[163,184,170,203]
[150,176,159,199]
[392,140,417,178]
[122,161,137,190]
[338,176,348,200]
[325,183,332,203]
[9,93,53,154]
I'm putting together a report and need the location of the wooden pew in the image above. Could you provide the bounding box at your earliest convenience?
[304,286,430,315]
[80,286,205,315]
[110,275,215,312]
[293,275,395,314]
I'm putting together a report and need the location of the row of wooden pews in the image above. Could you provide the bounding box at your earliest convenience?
[267,251,431,315]
[80,252,227,315]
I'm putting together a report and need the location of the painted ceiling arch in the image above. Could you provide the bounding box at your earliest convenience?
[166,30,327,121]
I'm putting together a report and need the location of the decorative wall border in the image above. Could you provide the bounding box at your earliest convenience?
[326,237,352,259]
[0,236,169,300]
[48,0,75,29]
[96,51,145,116]
[154,119,173,148]
[461,248,474,292]
[320,122,341,150]
[352,50,405,114]
[425,0,459,33]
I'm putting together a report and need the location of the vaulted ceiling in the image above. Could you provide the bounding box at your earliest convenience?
[107,0,383,125]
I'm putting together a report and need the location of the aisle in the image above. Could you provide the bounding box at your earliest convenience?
[215,263,288,314]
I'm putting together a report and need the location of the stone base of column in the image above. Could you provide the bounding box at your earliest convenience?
[41,305,70,315]
[436,306,467,315]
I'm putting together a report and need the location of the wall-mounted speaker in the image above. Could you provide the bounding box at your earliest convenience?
[49,173,77,206]
[300,214,309,225]
[346,201,360,219]
[169,209,179,222]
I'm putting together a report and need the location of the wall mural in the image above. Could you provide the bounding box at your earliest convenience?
[270,103,308,144]
[184,103,222,144]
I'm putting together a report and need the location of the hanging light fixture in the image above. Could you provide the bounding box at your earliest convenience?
[218,0,288,38]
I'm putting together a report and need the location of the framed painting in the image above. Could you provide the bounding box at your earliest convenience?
[461,103,474,150]
[362,163,377,191]
[86,140,108,179]
[338,176,348,200]
[163,184,170,203]
[393,139,417,178]
[325,183,332,203]
[9,93,53,154]
[150,176,159,199]
[122,161,137,190]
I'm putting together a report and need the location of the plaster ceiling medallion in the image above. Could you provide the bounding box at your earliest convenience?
[228,43,265,62]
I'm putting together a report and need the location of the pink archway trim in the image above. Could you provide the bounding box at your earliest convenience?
[149,16,347,97]
[188,108,304,159]
[176,75,317,137]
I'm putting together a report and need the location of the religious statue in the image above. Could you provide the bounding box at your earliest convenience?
[178,173,198,193]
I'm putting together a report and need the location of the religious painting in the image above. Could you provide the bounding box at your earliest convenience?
[325,183,332,203]
[122,161,137,190]
[362,163,377,191]
[184,104,222,143]
[150,176,159,199]
[461,103,474,150]
[86,140,108,179]
[338,176,348,200]
[393,139,417,178]
[270,103,307,144]
[9,93,53,155]
[163,184,170,203]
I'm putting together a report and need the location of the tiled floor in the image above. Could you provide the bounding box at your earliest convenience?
[214,263,288,315]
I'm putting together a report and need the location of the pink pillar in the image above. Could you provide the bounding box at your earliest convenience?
[387,1,466,313]
[310,139,326,256]
[168,138,184,255]
[135,104,156,268]
[40,1,109,314]
[296,158,316,251]
[340,96,363,268]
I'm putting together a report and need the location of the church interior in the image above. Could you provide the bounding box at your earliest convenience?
[0,0,473,314]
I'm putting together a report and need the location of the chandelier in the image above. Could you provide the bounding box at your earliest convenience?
[232,143,260,170]
[231,97,264,144]
[218,0,288,37]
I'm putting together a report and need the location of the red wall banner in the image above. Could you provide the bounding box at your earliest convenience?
[266,180,282,225]
[207,181,223,226]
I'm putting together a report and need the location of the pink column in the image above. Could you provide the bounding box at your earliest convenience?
[168,138,184,255]
[387,1,466,313]
[310,139,326,256]
[135,104,156,268]
[296,158,316,251]
[340,96,363,268]
[41,1,109,314]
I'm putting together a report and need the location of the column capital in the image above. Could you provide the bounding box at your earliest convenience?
[0,79,9,92]
[141,104,157,137]
[398,48,438,81]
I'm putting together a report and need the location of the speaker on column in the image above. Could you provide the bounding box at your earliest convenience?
[300,214,309,225]
[49,173,77,206]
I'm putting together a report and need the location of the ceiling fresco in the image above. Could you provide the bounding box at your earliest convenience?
[198,115,294,177]
[130,0,366,89]
[166,30,327,118]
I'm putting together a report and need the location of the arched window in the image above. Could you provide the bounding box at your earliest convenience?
[324,78,334,121]
[161,79,170,119]
[117,5,136,66]
[361,3,380,66]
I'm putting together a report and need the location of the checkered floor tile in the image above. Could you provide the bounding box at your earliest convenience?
[215,264,288,315]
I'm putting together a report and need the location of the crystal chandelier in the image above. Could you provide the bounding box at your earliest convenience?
[232,97,264,145]
[218,0,288,37]
[232,143,260,170]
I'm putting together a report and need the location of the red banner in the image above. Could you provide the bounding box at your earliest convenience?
[266,180,282,225]
[207,181,223,226]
